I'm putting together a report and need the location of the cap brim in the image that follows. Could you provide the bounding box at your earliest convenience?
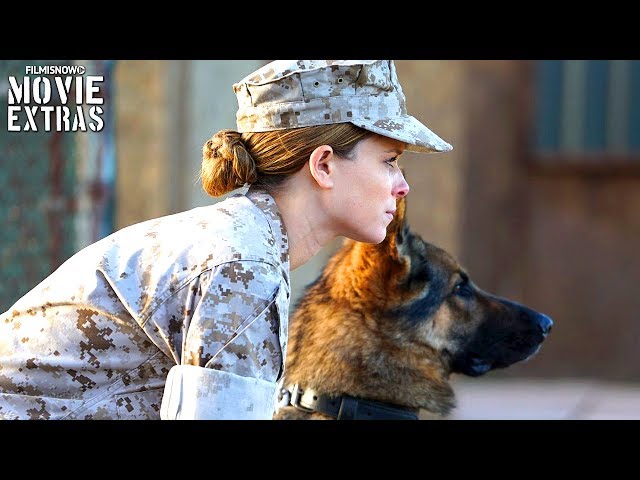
[351,115,453,154]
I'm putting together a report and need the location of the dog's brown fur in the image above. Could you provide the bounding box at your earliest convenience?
[274,196,552,420]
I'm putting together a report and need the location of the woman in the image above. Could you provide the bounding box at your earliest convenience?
[0,60,452,419]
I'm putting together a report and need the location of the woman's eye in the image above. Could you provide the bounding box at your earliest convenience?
[386,157,398,168]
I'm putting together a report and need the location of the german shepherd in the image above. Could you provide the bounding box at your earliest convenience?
[274,195,553,420]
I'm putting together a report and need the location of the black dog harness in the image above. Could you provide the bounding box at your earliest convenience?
[277,383,420,420]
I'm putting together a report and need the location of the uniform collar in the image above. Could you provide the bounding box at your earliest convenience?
[244,186,290,280]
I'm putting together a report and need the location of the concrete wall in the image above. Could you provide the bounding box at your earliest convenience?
[115,60,173,229]
[394,61,466,258]
[460,61,640,381]
[114,60,266,228]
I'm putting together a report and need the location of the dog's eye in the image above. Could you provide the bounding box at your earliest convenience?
[454,281,472,298]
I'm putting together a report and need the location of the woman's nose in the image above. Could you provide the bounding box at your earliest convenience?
[393,174,410,198]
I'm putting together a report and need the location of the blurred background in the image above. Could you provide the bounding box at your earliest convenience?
[1,60,639,419]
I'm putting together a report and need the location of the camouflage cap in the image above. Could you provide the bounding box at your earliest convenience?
[233,60,453,154]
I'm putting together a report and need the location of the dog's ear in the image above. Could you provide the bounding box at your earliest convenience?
[386,194,407,237]
[382,166,410,262]
[384,194,409,262]
[386,166,408,235]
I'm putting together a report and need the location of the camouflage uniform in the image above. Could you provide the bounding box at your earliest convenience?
[0,187,290,420]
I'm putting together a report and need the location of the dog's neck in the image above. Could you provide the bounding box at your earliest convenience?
[276,356,456,419]
[282,310,456,417]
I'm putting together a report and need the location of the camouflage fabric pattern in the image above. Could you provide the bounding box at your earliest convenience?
[0,187,290,420]
[233,60,453,154]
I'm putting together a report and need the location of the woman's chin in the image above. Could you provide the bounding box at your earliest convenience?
[351,229,387,245]
[340,219,389,244]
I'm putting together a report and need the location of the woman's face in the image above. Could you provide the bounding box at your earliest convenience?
[329,134,410,244]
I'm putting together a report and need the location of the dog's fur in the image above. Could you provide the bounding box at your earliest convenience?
[274,196,552,419]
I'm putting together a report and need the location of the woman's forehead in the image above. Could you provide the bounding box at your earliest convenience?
[358,134,407,154]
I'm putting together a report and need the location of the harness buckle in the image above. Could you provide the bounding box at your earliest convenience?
[289,383,314,413]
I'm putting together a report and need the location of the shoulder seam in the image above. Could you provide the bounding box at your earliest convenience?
[140,258,280,327]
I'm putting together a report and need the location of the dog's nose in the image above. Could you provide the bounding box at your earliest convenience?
[537,314,553,336]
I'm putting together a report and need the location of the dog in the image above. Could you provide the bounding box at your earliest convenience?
[273,195,553,420]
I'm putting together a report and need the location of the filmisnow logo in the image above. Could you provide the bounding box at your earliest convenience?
[7,64,105,132]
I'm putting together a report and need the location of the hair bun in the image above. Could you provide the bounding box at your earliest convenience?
[201,129,258,197]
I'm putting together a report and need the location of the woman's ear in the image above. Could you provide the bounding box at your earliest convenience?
[308,145,335,189]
